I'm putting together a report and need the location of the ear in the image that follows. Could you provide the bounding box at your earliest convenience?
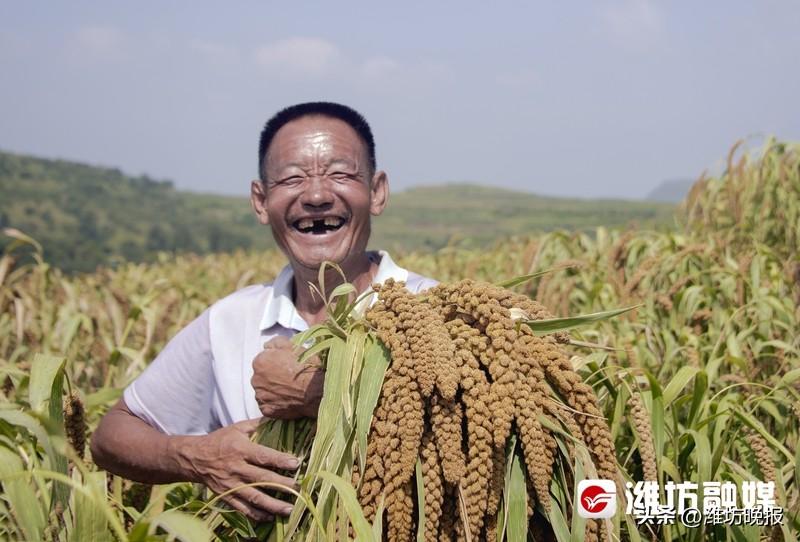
[250,180,270,225]
[369,170,389,216]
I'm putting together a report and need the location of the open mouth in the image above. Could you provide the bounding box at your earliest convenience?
[291,216,347,235]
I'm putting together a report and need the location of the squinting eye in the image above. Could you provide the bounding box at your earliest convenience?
[278,176,304,187]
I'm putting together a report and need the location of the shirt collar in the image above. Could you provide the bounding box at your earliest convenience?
[258,250,408,332]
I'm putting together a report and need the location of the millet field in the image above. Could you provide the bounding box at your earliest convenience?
[0,141,798,541]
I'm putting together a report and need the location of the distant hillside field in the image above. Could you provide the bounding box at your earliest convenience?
[375,184,675,251]
[0,150,676,272]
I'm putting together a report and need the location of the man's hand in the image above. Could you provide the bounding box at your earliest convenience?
[91,400,301,522]
[174,418,300,521]
[251,336,324,419]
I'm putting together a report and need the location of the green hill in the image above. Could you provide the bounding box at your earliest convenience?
[374,184,675,251]
[0,151,268,273]
[0,150,676,272]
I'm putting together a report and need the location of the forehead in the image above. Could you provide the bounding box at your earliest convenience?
[266,115,367,168]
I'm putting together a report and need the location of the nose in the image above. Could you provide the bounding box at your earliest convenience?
[299,175,334,210]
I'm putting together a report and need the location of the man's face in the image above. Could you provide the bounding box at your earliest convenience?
[251,115,388,273]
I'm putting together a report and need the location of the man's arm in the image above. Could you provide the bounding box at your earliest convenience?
[91,399,300,520]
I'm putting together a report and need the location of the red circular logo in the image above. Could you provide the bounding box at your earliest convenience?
[580,485,611,513]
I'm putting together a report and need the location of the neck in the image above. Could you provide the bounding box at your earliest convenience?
[292,252,378,326]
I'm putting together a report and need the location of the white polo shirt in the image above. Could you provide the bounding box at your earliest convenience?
[123,251,437,435]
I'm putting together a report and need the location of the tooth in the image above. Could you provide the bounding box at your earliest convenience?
[323,217,341,227]
[297,218,314,229]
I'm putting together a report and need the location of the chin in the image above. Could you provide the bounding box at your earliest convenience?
[282,230,369,272]
[294,249,350,270]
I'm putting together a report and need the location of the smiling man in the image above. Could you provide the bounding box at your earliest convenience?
[91,102,436,521]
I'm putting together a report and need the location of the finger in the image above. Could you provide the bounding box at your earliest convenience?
[246,442,300,470]
[237,487,294,517]
[239,463,300,493]
[223,494,274,522]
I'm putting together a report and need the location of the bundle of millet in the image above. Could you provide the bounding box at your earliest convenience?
[357,278,617,542]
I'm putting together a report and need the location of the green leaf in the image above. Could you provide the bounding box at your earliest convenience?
[780,367,800,386]
[0,446,46,542]
[329,283,356,302]
[28,354,70,509]
[662,366,700,406]
[415,459,425,542]
[623,513,643,542]
[499,436,519,541]
[523,306,639,335]
[84,387,124,410]
[127,521,152,542]
[316,471,375,541]
[371,495,385,541]
[0,409,57,460]
[495,264,579,289]
[457,484,472,542]
[293,323,338,347]
[726,334,744,361]
[506,451,528,542]
[286,331,364,538]
[60,315,85,353]
[568,454,587,542]
[2,227,44,255]
[795,445,800,512]
[71,471,112,542]
[734,410,794,460]
[149,508,213,542]
[28,354,66,413]
[652,407,666,472]
[687,370,708,428]
[758,399,783,426]
[545,492,571,542]
[309,338,348,451]
[298,337,337,365]
[342,327,367,417]
[310,329,366,523]
[685,429,712,483]
[355,340,390,475]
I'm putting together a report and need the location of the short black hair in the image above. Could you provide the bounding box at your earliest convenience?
[258,101,376,181]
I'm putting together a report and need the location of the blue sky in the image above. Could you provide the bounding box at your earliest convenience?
[1,1,798,198]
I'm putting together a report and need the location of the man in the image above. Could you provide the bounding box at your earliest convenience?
[91,102,436,521]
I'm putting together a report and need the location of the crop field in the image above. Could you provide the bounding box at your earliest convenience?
[0,141,798,541]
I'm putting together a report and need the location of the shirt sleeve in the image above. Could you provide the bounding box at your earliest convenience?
[123,308,218,435]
